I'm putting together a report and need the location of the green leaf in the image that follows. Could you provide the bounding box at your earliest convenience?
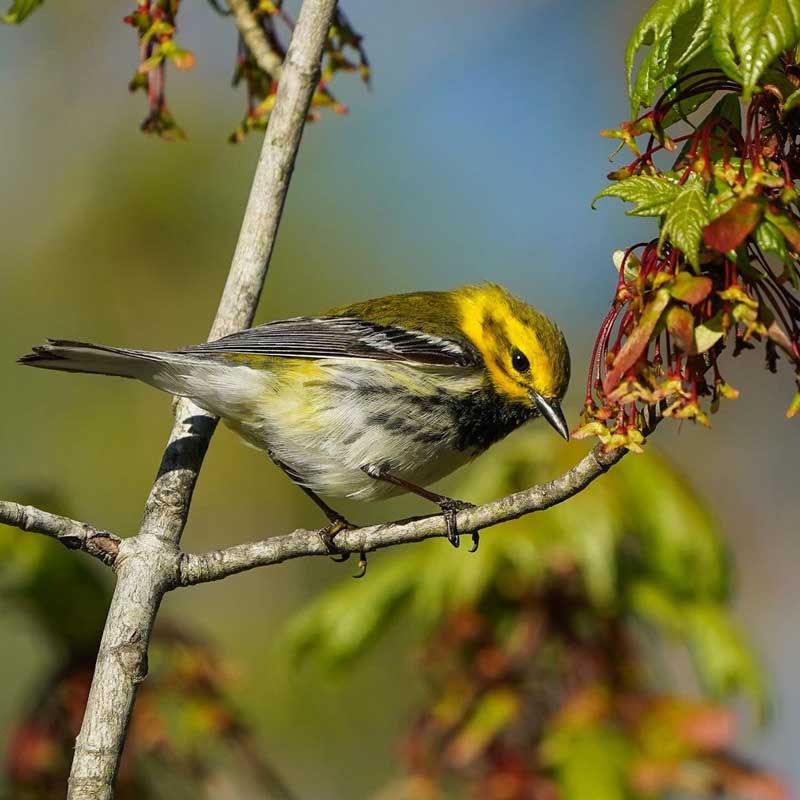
[631,29,675,114]
[659,177,711,269]
[628,580,687,634]
[449,689,520,764]
[764,209,800,252]
[625,0,718,118]
[593,175,681,216]
[159,40,197,70]
[552,730,632,800]
[755,219,789,262]
[712,92,743,130]
[658,2,721,126]
[1,0,43,23]
[283,554,420,668]
[625,0,706,112]
[785,87,800,113]
[138,51,165,74]
[685,604,769,720]
[141,19,175,44]
[627,587,765,718]
[673,0,719,69]
[616,455,728,601]
[711,0,800,100]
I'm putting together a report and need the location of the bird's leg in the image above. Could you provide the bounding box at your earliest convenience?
[268,450,355,561]
[296,489,367,577]
[299,486,357,561]
[361,465,479,551]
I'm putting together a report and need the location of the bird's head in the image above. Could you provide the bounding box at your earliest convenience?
[455,283,571,439]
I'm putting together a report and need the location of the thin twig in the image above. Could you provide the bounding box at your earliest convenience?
[179,445,624,586]
[0,500,120,566]
[228,0,284,77]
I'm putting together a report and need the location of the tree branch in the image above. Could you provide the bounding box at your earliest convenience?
[178,444,625,586]
[0,500,120,566]
[66,1,339,797]
[228,0,284,77]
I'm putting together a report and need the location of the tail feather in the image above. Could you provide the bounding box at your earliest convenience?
[18,338,269,420]
[19,339,167,379]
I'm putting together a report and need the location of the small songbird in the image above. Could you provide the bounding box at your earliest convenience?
[20,283,570,550]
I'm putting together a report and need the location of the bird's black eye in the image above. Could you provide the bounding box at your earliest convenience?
[511,349,530,373]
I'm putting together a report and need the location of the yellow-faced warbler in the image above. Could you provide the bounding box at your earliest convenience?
[20,283,570,551]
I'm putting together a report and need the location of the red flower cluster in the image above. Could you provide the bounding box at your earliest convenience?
[580,68,800,451]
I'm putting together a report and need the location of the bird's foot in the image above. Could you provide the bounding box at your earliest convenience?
[438,498,479,550]
[317,517,356,562]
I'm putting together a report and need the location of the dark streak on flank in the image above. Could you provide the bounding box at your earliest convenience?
[305,379,452,412]
[413,431,445,445]
[342,431,362,446]
[366,414,421,437]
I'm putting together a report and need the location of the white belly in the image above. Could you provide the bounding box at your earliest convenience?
[222,358,484,500]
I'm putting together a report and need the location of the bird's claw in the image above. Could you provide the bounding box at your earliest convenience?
[316,519,368,577]
[438,498,477,549]
[352,550,368,579]
[317,517,356,562]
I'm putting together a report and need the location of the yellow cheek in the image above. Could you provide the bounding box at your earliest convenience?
[459,293,547,402]
[503,316,556,396]
[485,355,529,403]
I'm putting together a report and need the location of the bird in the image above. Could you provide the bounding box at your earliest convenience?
[19,283,570,558]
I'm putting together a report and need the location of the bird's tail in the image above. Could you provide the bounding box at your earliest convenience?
[18,339,209,399]
[19,339,268,419]
[18,339,184,381]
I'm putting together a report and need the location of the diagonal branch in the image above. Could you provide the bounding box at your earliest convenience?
[0,500,120,566]
[179,444,625,586]
[66,1,339,798]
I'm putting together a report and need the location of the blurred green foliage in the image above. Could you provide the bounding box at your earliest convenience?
[0,0,42,25]
[2,436,785,799]
[287,432,735,671]
[0,497,296,800]
[287,432,783,799]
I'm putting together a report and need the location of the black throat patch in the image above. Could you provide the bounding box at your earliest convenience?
[447,379,534,454]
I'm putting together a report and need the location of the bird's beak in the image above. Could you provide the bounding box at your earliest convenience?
[531,392,570,440]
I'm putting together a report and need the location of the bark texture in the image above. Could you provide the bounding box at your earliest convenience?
[0,500,120,565]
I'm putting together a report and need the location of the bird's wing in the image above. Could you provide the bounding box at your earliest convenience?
[177,316,479,367]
